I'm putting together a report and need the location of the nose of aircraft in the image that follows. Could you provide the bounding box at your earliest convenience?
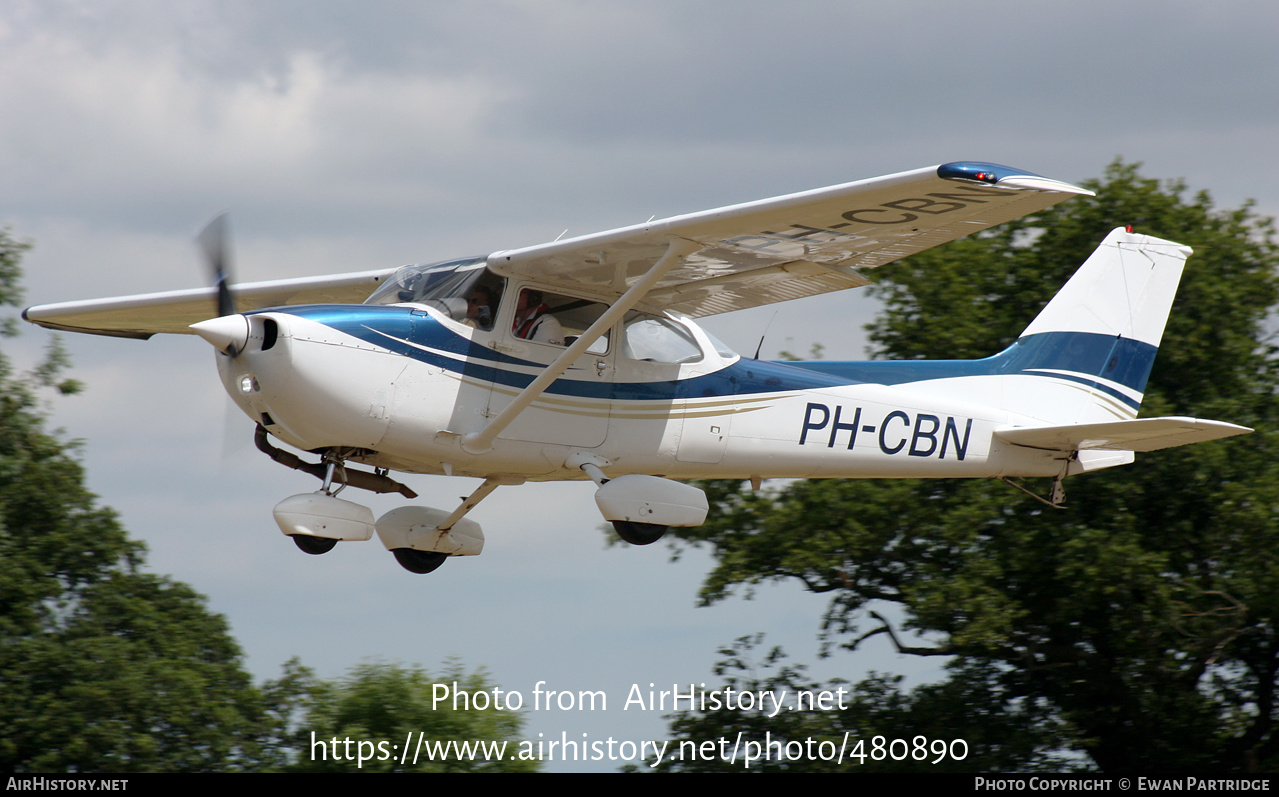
[190,314,250,355]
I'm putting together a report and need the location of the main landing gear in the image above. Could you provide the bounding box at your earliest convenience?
[391,549,448,574]
[568,454,708,547]
[612,521,668,546]
[293,535,338,555]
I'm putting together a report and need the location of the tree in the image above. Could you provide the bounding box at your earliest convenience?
[287,661,539,772]
[0,229,289,772]
[667,162,1279,772]
[652,636,1075,773]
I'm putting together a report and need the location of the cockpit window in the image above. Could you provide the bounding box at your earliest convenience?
[513,287,610,353]
[621,312,703,364]
[365,257,505,331]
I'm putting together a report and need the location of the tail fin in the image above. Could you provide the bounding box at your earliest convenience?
[993,227,1191,425]
[983,229,1251,469]
[785,228,1252,463]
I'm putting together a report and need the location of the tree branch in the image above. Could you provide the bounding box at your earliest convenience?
[868,611,950,657]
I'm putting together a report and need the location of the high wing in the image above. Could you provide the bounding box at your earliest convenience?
[487,161,1092,317]
[23,162,1090,338]
[23,268,396,339]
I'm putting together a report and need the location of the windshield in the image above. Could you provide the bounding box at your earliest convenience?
[621,311,703,364]
[364,257,505,330]
[701,328,739,359]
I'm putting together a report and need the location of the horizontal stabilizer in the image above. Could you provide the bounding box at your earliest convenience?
[995,417,1252,453]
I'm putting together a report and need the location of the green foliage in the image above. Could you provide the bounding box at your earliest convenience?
[0,227,30,338]
[0,229,292,772]
[654,636,1075,772]
[668,162,1279,771]
[651,636,847,773]
[288,660,539,772]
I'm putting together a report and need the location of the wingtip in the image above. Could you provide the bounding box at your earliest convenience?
[998,175,1095,196]
[938,161,1094,196]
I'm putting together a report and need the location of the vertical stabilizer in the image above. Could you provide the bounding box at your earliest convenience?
[996,228,1192,424]
[1019,228,1191,346]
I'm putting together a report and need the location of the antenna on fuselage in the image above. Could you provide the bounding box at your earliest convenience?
[753,310,779,360]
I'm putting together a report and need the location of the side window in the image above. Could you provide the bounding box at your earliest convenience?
[621,312,703,364]
[511,288,610,353]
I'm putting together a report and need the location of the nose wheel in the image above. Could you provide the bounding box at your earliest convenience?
[612,521,668,546]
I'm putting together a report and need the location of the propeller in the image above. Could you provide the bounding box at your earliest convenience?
[191,213,255,465]
[197,213,236,318]
[190,213,250,356]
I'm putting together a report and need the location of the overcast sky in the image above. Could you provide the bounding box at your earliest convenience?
[4,1,1278,771]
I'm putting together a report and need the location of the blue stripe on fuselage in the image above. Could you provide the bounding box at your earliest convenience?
[263,305,854,401]
[264,307,1154,409]
[787,332,1155,409]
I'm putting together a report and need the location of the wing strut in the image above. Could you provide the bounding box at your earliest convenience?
[435,475,525,531]
[461,238,701,455]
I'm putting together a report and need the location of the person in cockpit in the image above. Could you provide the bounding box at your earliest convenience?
[512,289,564,345]
[465,286,495,330]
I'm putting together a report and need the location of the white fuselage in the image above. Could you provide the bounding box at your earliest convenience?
[216,304,1066,484]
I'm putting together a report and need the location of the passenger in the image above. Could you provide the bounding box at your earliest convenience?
[512,289,564,344]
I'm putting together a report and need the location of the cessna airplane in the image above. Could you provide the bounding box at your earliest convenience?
[23,162,1251,574]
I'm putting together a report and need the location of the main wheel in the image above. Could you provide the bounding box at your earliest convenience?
[393,548,448,574]
[292,535,338,555]
[612,520,668,546]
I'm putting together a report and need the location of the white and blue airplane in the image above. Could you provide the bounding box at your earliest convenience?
[23,162,1251,573]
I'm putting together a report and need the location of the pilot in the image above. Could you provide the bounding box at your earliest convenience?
[512,289,565,345]
[465,286,495,330]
